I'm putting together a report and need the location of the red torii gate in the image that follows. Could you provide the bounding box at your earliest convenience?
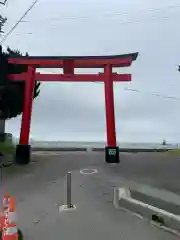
[8,53,138,164]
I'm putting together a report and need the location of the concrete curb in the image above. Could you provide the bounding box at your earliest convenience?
[113,187,180,232]
[31,147,170,152]
[130,190,180,215]
[31,147,87,152]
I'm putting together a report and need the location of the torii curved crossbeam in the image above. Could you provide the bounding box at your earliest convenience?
[8,52,138,164]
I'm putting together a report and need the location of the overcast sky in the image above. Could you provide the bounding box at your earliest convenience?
[1,0,180,143]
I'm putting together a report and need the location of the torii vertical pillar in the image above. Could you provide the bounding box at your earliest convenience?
[9,52,138,165]
[15,66,35,164]
[104,64,119,163]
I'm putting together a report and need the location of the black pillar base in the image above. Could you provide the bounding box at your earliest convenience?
[105,146,120,163]
[15,144,31,165]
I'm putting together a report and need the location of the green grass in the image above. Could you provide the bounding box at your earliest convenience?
[168,149,180,154]
[0,141,16,155]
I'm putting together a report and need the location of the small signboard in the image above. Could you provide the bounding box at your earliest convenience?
[105,146,119,163]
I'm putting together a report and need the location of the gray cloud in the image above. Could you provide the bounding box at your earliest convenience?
[3,0,180,143]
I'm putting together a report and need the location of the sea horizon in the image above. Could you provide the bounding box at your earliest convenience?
[26,140,180,149]
[10,134,180,149]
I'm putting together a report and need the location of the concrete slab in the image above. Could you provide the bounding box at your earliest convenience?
[130,188,180,215]
[114,187,180,233]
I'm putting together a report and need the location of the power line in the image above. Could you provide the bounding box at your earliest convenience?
[2,3,180,40]
[20,3,180,22]
[10,11,180,37]
[0,0,38,43]
[12,6,180,37]
[1,1,179,103]
[94,82,180,101]
[31,70,180,102]
[123,87,180,101]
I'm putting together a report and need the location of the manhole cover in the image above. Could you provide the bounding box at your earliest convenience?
[80,168,98,175]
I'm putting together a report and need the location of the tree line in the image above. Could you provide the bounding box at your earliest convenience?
[0,13,40,141]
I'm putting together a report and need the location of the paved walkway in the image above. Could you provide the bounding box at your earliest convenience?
[17,170,179,240]
[1,151,180,239]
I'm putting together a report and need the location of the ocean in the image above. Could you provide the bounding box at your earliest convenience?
[10,134,179,149]
[27,141,179,149]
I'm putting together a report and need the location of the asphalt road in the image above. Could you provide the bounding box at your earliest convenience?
[2,151,180,200]
[100,152,180,193]
[1,151,180,239]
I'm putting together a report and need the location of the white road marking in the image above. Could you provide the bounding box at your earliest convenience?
[80,168,98,175]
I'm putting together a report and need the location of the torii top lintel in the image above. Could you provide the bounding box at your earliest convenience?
[8,52,138,68]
